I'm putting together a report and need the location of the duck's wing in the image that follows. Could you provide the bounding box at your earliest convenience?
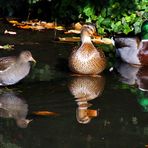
[114,37,140,49]
[0,56,16,72]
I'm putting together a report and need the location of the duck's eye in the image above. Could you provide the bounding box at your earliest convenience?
[88,26,95,32]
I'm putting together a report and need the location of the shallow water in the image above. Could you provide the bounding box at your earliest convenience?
[0,26,148,148]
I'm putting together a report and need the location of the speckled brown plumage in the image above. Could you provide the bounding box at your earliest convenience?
[69,43,106,74]
[69,75,105,101]
[69,24,107,75]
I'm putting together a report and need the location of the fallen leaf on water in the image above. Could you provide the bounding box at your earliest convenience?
[8,19,64,31]
[32,111,59,116]
[55,26,65,30]
[0,44,14,50]
[9,20,19,24]
[73,22,82,30]
[58,36,113,45]
[8,20,24,26]
[17,25,32,29]
[64,22,82,34]
[101,38,114,45]
[31,25,45,30]
[42,22,57,29]
[58,37,80,42]
[4,30,17,35]
[64,29,81,34]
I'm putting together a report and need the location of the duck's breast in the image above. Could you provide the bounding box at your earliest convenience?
[69,44,106,74]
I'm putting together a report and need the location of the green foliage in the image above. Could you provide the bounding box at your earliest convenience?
[79,0,148,35]
[51,0,83,23]
[83,4,97,22]
[28,0,40,4]
[29,64,54,81]
[50,0,147,35]
[1,143,20,148]
[0,0,147,35]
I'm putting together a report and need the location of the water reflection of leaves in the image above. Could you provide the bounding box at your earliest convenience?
[69,75,105,124]
[0,139,20,148]
[0,87,22,95]
[28,63,54,81]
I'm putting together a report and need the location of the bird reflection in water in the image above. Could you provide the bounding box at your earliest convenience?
[69,75,105,124]
[115,62,148,91]
[0,91,32,128]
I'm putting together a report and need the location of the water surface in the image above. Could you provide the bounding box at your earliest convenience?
[0,26,148,148]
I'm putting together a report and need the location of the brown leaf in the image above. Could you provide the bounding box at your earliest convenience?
[32,111,59,116]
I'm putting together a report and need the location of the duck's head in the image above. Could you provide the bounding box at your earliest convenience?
[80,24,96,43]
[141,20,148,41]
[19,50,36,63]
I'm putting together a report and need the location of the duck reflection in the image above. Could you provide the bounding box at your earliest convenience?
[69,75,105,124]
[115,62,148,91]
[0,91,31,128]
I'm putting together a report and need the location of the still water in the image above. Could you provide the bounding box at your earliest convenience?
[0,28,148,148]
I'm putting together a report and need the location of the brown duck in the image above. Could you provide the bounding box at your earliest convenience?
[0,50,36,86]
[69,24,107,75]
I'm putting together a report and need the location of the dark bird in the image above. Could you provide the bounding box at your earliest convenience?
[113,21,148,66]
[0,50,36,86]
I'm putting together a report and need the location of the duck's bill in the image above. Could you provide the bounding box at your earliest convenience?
[30,57,36,63]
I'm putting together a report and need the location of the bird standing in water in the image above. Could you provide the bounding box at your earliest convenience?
[113,20,148,66]
[0,50,36,86]
[69,24,107,75]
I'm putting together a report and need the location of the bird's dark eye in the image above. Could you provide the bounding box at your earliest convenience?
[87,26,94,32]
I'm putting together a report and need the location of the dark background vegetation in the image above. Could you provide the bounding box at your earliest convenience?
[0,0,147,35]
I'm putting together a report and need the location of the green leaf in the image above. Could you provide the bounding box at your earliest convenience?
[111,2,120,9]
[123,24,133,34]
[133,21,141,34]
[107,8,112,16]
[101,8,106,17]
[97,27,105,35]
[83,4,94,17]
[116,21,122,27]
[101,18,111,27]
[125,16,131,22]
[97,15,104,24]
